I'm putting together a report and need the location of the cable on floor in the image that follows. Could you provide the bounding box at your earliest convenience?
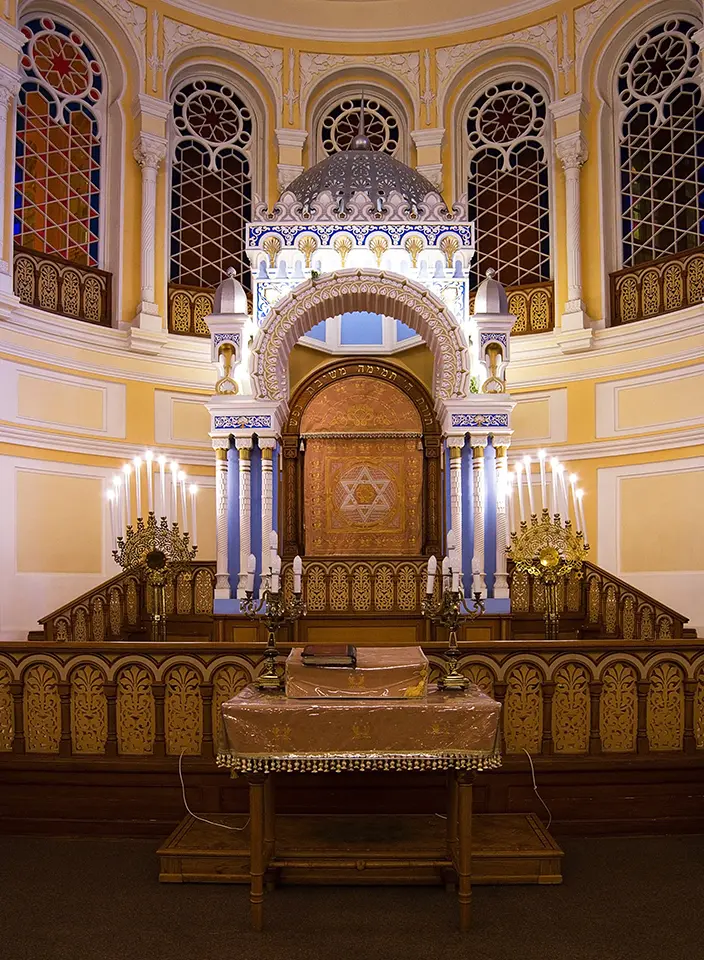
[178,750,250,832]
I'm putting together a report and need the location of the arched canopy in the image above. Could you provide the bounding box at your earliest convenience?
[248,269,471,403]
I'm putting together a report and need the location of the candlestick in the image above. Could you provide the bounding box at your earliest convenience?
[133,457,142,519]
[145,450,154,514]
[179,472,188,534]
[576,489,588,544]
[426,554,437,594]
[514,462,526,523]
[170,462,179,526]
[293,554,302,594]
[158,456,166,519]
[538,449,547,512]
[189,484,198,547]
[523,456,536,516]
[107,490,116,550]
[550,458,559,517]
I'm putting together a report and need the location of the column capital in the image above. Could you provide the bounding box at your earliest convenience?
[444,435,465,451]
[0,65,20,119]
[212,436,230,452]
[133,131,168,170]
[555,131,588,171]
[469,434,489,451]
[258,437,278,449]
[235,437,254,450]
[275,127,308,149]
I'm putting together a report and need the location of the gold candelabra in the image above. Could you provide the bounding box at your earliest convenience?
[112,514,197,642]
[241,582,306,691]
[422,584,484,691]
[507,510,589,641]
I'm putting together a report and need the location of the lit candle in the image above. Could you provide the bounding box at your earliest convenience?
[514,462,525,524]
[247,553,256,593]
[158,456,167,519]
[576,489,588,544]
[178,472,188,534]
[293,554,302,595]
[426,554,437,594]
[113,475,124,536]
[506,471,516,535]
[145,450,154,514]
[170,462,179,526]
[538,449,547,512]
[557,465,570,525]
[569,474,579,530]
[122,464,132,528]
[523,456,535,516]
[107,489,116,550]
[441,556,451,592]
[550,458,559,517]
[133,457,142,520]
[189,485,198,546]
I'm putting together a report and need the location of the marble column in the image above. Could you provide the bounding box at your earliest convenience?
[133,132,168,330]
[213,441,230,600]
[494,444,510,599]
[0,66,20,288]
[555,132,589,327]
[446,436,464,569]
[470,439,487,598]
[259,438,277,580]
[235,438,253,597]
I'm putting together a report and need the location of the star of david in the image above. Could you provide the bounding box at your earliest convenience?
[338,465,393,524]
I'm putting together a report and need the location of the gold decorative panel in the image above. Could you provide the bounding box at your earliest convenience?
[165,666,202,756]
[0,666,13,751]
[24,665,60,753]
[212,665,249,754]
[300,376,422,434]
[600,663,637,752]
[462,663,495,697]
[70,665,107,754]
[177,573,193,614]
[646,663,683,751]
[503,665,543,755]
[695,673,704,750]
[117,666,155,755]
[552,664,589,754]
[195,569,214,614]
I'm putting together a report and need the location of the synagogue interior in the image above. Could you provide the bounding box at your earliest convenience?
[0,0,703,956]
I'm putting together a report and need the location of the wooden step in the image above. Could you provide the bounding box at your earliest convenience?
[158,812,562,886]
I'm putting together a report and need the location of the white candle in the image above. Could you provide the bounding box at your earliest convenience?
[122,464,132,527]
[441,556,451,592]
[179,472,188,534]
[189,485,198,546]
[506,472,516,535]
[451,569,460,593]
[158,456,167,519]
[447,528,456,553]
[269,529,278,554]
[170,462,179,526]
[514,462,525,523]
[569,474,579,530]
[550,459,559,517]
[576,489,588,544]
[538,449,547,512]
[472,556,481,595]
[107,490,116,550]
[246,553,256,594]
[145,450,154,514]
[293,554,302,594]
[426,554,437,594]
[523,456,535,516]
[557,465,570,525]
[113,475,124,537]
[133,457,142,520]
[271,553,281,594]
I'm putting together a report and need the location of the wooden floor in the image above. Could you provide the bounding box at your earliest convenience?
[159,812,563,886]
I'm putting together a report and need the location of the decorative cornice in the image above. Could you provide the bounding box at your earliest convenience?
[548,92,589,121]
[299,51,420,112]
[96,0,147,74]
[0,20,25,52]
[575,0,622,78]
[411,127,445,149]
[275,127,308,149]
[133,93,172,123]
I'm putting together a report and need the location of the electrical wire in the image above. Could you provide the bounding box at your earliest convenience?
[523,748,552,830]
[178,750,250,832]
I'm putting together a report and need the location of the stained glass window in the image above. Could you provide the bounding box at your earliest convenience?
[320,96,400,156]
[15,17,103,267]
[466,81,550,289]
[618,20,704,266]
[170,79,253,291]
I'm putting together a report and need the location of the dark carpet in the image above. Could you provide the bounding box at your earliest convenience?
[0,833,702,960]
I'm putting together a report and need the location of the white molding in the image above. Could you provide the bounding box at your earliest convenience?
[512,388,567,444]
[596,364,704,438]
[0,359,126,439]
[154,390,212,449]
[510,426,704,459]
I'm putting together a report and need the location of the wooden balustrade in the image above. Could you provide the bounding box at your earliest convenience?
[168,283,214,336]
[610,245,704,326]
[13,245,112,326]
[470,280,554,335]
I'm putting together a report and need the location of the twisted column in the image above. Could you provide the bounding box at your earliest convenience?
[259,438,277,579]
[494,444,510,599]
[470,439,487,598]
[446,436,464,570]
[555,132,588,309]
[213,441,230,600]
[236,438,253,598]
[0,68,21,280]
[133,132,167,323]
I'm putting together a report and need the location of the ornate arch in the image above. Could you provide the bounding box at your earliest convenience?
[248,269,471,404]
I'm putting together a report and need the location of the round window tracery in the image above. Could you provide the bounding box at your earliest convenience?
[618,20,698,105]
[173,80,252,154]
[321,96,399,155]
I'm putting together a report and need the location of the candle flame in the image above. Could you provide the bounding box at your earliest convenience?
[170,461,179,473]
[178,471,186,482]
[158,455,166,466]
[145,450,153,461]
[523,455,531,465]
[133,456,142,468]
[538,449,546,460]
[576,488,584,500]
[515,460,523,475]
[569,473,578,484]
[106,490,115,501]
[122,463,131,475]
[112,475,121,487]
[189,484,198,495]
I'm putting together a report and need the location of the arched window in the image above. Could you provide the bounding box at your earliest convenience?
[320,95,400,156]
[15,16,104,266]
[170,78,253,294]
[466,81,550,289]
[617,20,704,266]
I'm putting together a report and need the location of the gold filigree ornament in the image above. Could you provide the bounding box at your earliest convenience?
[296,234,318,268]
[508,512,588,641]
[439,234,461,269]
[215,342,239,395]
[369,234,390,267]
[333,233,354,267]
[262,235,282,268]
[404,235,424,268]
[481,342,505,394]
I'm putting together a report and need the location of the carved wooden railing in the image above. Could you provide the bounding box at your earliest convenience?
[470,280,554,335]
[168,283,214,336]
[610,245,704,326]
[285,558,428,615]
[2,639,703,759]
[13,244,112,326]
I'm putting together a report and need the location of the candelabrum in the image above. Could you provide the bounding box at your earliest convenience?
[507,511,589,641]
[422,582,484,692]
[112,514,197,642]
[241,578,306,691]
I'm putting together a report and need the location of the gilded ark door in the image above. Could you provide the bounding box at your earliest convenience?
[300,376,424,556]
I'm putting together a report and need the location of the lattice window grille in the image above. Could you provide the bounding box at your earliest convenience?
[170,79,253,290]
[321,96,400,156]
[617,20,704,267]
[465,81,550,289]
[15,17,104,267]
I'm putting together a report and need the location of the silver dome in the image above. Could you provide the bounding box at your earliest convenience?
[214,266,248,315]
[473,268,509,315]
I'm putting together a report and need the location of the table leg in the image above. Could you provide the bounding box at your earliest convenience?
[445,771,459,892]
[456,771,474,932]
[264,774,276,889]
[248,773,266,931]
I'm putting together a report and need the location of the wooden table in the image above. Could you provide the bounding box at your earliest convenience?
[217,684,502,932]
